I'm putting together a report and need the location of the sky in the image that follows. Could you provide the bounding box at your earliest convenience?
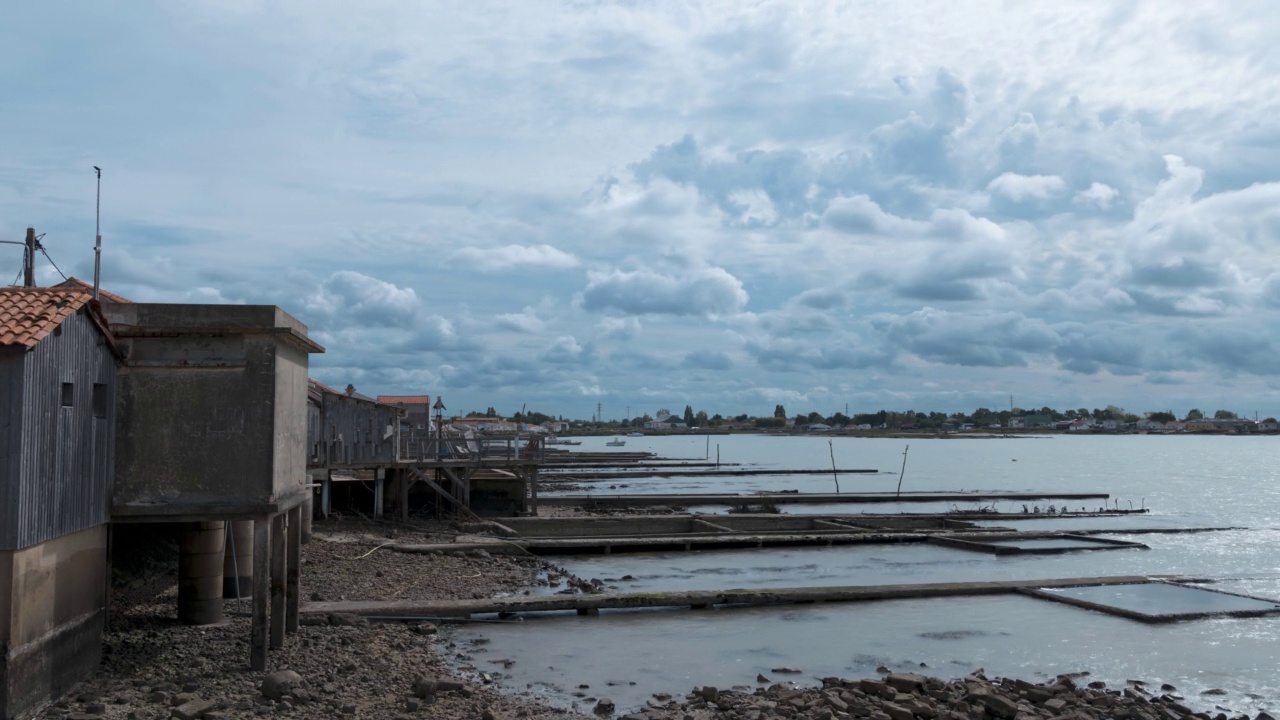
[5,1,1280,421]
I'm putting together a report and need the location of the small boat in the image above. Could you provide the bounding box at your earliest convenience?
[606,438,626,447]
[545,436,582,446]
[626,431,644,437]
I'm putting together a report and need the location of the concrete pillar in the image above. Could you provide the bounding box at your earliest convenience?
[286,505,301,633]
[374,477,385,518]
[270,513,286,649]
[300,494,313,544]
[251,519,270,671]
[178,522,226,625]
[222,520,253,599]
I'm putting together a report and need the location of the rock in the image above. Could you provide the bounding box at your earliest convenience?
[595,698,616,715]
[411,676,466,698]
[698,686,719,702]
[1201,689,1228,696]
[171,698,215,720]
[299,614,328,626]
[771,667,802,674]
[340,703,357,714]
[260,670,304,701]
[1161,683,1178,691]
[757,674,771,684]
[984,694,1020,719]
[406,697,423,711]
[883,702,914,720]
[885,673,927,693]
[482,708,498,720]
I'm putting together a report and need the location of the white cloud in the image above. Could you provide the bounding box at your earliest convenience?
[1074,182,1119,209]
[493,307,545,333]
[304,271,419,328]
[447,244,580,272]
[581,266,748,317]
[986,173,1066,201]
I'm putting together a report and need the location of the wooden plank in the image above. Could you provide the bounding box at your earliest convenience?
[270,513,286,648]
[301,575,1181,618]
[539,491,1113,507]
[251,519,270,671]
[286,505,301,633]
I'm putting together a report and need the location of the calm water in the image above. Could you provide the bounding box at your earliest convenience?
[451,435,1280,713]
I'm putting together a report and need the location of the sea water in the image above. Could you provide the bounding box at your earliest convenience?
[449,435,1280,713]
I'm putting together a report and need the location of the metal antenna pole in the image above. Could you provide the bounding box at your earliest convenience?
[93,166,102,299]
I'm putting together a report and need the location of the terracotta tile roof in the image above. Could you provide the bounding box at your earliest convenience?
[0,288,94,348]
[50,277,133,303]
[377,394,432,406]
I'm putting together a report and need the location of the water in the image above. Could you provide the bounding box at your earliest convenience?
[451,435,1280,712]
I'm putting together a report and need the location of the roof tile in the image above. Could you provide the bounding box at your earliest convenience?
[0,288,93,348]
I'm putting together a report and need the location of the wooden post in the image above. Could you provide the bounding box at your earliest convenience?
[270,513,286,648]
[321,472,332,518]
[374,476,385,518]
[401,469,410,521]
[251,519,270,671]
[286,505,301,634]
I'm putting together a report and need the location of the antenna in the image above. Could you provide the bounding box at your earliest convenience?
[92,166,102,299]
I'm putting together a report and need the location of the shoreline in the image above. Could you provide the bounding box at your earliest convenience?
[44,517,1271,720]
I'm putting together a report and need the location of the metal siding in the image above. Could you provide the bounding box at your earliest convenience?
[8,310,116,549]
[314,393,399,467]
[0,349,24,547]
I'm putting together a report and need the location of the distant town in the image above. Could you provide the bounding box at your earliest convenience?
[448,404,1278,435]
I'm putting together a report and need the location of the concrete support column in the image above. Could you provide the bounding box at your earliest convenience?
[251,519,270,671]
[178,521,226,625]
[270,513,286,648]
[222,520,254,599]
[300,494,314,544]
[321,473,332,519]
[286,504,301,634]
[374,477,385,518]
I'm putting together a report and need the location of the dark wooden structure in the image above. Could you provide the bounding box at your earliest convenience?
[0,288,121,720]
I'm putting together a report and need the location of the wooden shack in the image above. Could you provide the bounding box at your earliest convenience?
[0,288,121,720]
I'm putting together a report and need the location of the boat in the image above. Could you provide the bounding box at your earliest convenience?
[627,431,644,437]
[606,438,626,446]
[544,436,582,446]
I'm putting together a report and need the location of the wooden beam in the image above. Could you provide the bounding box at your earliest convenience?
[286,505,301,634]
[251,519,270,671]
[270,513,286,648]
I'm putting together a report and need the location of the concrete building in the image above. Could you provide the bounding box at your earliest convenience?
[0,288,121,720]
[104,302,323,671]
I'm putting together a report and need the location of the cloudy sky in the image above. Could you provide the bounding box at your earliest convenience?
[6,1,1280,420]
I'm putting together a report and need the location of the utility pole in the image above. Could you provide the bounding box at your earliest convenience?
[93,166,102,299]
[23,228,35,287]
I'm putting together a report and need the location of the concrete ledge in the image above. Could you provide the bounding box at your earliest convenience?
[540,491,1112,507]
[301,575,1181,618]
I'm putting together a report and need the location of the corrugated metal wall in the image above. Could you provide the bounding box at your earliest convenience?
[0,309,116,550]
[310,393,399,467]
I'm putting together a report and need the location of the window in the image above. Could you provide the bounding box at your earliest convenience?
[93,383,108,418]
[61,383,73,407]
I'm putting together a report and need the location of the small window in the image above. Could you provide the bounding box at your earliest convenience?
[93,383,108,418]
[61,383,73,407]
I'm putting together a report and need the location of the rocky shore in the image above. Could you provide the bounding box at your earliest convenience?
[37,517,1275,720]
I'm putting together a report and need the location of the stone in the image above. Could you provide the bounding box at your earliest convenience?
[260,670,304,701]
[171,698,215,720]
[985,694,1020,719]
[1200,689,1227,696]
[595,698,616,715]
[411,676,466,698]
[772,667,802,674]
[341,703,357,714]
[757,674,770,684]
[883,702,915,720]
[300,615,328,626]
[886,673,928,693]
[406,698,423,711]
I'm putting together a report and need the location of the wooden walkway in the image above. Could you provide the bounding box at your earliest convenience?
[301,575,1184,618]
[539,491,1111,507]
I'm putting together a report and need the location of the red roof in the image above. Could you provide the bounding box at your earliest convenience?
[0,288,95,348]
[377,394,431,406]
[50,277,133,303]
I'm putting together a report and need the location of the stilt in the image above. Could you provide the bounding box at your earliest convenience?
[300,494,314,544]
[251,519,270,671]
[270,513,286,648]
[321,473,332,519]
[401,470,410,521]
[286,504,301,634]
[178,521,226,625]
[374,476,385,518]
[223,520,254,599]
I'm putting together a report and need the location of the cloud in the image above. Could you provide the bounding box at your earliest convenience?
[304,271,419,328]
[493,308,545,333]
[1074,182,1119,209]
[986,173,1066,201]
[581,266,748,317]
[597,316,641,341]
[447,244,580,272]
[683,350,733,370]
